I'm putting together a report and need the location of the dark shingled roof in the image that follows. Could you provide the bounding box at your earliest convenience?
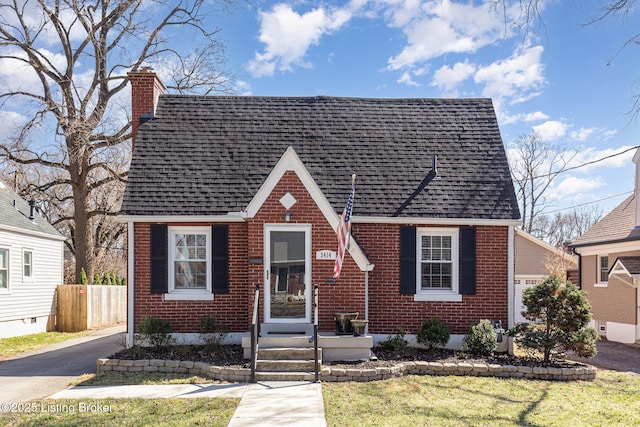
[121,96,520,220]
[613,256,640,275]
[0,180,63,238]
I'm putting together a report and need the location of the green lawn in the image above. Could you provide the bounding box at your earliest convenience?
[0,398,237,427]
[0,331,90,360]
[3,367,638,426]
[323,370,640,427]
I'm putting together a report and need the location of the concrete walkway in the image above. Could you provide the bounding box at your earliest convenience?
[51,381,326,426]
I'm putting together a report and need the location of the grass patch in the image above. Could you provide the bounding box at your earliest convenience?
[72,372,224,387]
[323,370,640,427]
[0,398,237,427]
[0,331,90,360]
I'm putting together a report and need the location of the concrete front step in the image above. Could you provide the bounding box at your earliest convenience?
[257,359,319,372]
[255,371,318,381]
[258,347,321,361]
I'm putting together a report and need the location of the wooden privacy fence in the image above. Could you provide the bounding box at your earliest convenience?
[56,285,126,332]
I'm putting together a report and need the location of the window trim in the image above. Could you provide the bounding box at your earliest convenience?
[165,226,213,301]
[596,255,609,287]
[0,248,9,293]
[23,249,33,280]
[414,228,461,302]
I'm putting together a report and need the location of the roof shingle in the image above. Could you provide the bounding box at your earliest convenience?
[122,96,520,220]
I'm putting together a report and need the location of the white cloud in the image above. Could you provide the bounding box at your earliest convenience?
[0,110,27,140]
[568,145,636,172]
[524,111,549,122]
[397,70,420,86]
[246,4,354,77]
[474,45,546,104]
[385,0,515,71]
[547,176,606,201]
[570,127,618,142]
[532,120,568,141]
[431,61,476,92]
[233,80,253,96]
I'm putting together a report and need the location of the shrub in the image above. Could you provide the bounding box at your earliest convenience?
[198,315,229,350]
[93,272,101,285]
[79,268,88,285]
[507,275,599,364]
[462,319,497,356]
[137,316,174,348]
[416,318,450,350]
[379,328,409,351]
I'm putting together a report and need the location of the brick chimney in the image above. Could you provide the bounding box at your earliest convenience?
[128,67,166,148]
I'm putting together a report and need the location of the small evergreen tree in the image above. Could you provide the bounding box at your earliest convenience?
[416,318,450,350]
[507,275,599,364]
[93,272,101,285]
[79,268,88,285]
[462,319,497,356]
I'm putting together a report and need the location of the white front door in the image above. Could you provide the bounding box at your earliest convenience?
[264,225,312,323]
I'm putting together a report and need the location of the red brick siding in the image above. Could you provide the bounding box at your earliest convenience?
[247,171,366,332]
[132,170,510,335]
[133,222,249,332]
[357,223,509,335]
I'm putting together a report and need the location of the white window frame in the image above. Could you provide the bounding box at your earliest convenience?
[23,249,33,280]
[165,226,213,301]
[595,255,609,287]
[0,248,9,293]
[414,228,461,302]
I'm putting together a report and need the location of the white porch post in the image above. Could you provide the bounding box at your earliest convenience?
[127,221,135,348]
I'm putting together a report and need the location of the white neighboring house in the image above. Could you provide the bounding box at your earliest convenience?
[0,180,65,339]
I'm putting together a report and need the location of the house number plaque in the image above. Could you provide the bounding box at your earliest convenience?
[316,250,336,260]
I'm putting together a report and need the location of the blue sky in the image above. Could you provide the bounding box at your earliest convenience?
[218,0,639,216]
[0,0,637,218]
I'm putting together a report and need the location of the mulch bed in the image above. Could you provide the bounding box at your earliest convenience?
[110,345,577,369]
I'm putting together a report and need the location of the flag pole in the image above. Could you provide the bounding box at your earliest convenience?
[347,174,356,250]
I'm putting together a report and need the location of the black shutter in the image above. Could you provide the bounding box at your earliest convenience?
[212,225,229,294]
[399,226,417,295]
[459,226,476,295]
[150,224,168,294]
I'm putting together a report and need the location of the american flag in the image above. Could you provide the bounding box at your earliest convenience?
[333,175,356,279]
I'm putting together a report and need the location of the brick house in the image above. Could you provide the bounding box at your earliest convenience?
[120,69,521,356]
[570,148,640,344]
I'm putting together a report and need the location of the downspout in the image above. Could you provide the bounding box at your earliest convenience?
[127,222,135,348]
[507,225,515,354]
[365,268,369,335]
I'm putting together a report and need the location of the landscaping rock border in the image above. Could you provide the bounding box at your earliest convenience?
[97,358,597,382]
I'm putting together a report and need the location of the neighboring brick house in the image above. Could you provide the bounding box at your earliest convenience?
[120,69,521,351]
[570,150,640,344]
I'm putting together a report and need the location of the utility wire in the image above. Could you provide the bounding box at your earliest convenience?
[544,190,634,214]
[531,144,640,180]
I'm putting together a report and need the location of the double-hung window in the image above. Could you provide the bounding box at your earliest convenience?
[416,228,460,301]
[596,255,609,285]
[167,226,212,299]
[0,249,8,291]
[23,250,33,279]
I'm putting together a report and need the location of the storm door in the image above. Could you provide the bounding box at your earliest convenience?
[264,225,311,323]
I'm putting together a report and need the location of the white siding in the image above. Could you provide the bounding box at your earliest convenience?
[0,228,64,332]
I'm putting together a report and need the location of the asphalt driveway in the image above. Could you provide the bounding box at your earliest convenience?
[0,325,125,403]
[568,340,640,375]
